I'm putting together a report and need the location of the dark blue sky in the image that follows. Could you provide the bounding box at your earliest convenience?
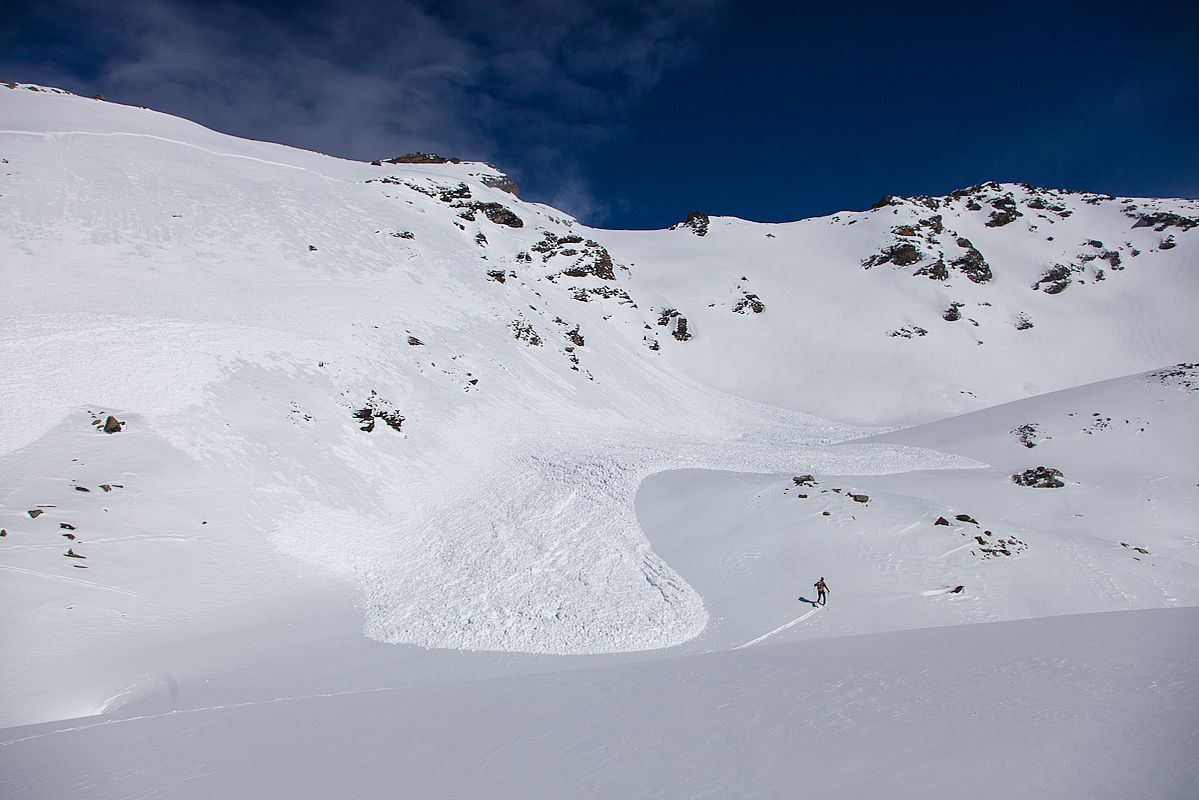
[3,1,1196,229]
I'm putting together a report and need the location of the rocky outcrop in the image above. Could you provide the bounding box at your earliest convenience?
[732,293,765,314]
[352,390,405,433]
[984,195,1023,227]
[1011,423,1045,448]
[949,238,992,283]
[454,201,524,228]
[863,242,922,269]
[1130,211,1197,231]
[379,152,461,165]
[1032,264,1074,294]
[480,173,519,195]
[511,319,543,346]
[1012,466,1065,488]
[671,212,710,237]
[533,232,617,280]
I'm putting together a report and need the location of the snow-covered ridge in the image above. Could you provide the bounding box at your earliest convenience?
[0,82,1196,680]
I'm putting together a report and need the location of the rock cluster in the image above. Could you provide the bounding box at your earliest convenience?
[1012,466,1065,488]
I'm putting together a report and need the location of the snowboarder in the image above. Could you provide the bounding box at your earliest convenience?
[814,577,829,606]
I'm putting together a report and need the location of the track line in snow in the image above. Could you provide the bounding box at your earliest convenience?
[0,563,148,599]
[735,606,822,649]
[0,684,409,748]
[0,130,345,181]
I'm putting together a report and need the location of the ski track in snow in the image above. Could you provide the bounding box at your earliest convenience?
[0,563,149,599]
[0,129,340,180]
[735,606,822,649]
[0,684,411,748]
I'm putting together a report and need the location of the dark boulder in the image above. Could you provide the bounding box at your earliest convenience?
[1012,466,1065,488]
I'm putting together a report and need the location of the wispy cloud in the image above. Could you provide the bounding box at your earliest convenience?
[2,0,726,221]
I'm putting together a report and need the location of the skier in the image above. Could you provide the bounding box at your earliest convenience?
[814,577,829,606]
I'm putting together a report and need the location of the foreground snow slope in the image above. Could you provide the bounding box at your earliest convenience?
[3,607,1196,800]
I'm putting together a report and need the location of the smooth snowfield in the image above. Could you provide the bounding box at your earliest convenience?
[3,608,1196,800]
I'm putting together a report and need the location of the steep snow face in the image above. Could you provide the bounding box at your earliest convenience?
[0,83,1196,671]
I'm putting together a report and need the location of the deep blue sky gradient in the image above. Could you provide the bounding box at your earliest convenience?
[2,0,1196,229]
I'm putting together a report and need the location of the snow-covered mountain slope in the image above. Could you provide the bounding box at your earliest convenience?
[1,81,1197,741]
[4,607,1197,800]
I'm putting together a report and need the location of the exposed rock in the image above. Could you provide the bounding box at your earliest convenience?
[511,319,543,346]
[352,391,405,434]
[28,509,43,519]
[453,201,523,228]
[914,259,948,281]
[1131,211,1197,231]
[1014,313,1034,331]
[1012,423,1047,448]
[480,173,520,195]
[381,152,461,165]
[1012,466,1065,488]
[950,585,965,594]
[950,238,992,283]
[486,270,507,283]
[793,475,816,487]
[942,302,964,322]
[1160,236,1177,250]
[64,548,86,559]
[850,493,869,503]
[75,486,90,492]
[406,336,424,346]
[672,211,710,236]
[934,516,950,526]
[732,293,766,314]
[103,415,123,433]
[1149,363,1199,391]
[672,316,692,342]
[1033,264,1074,294]
[863,242,922,269]
[565,326,585,347]
[534,232,616,280]
[985,195,1022,227]
[954,513,978,524]
[60,522,76,530]
[887,326,928,339]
